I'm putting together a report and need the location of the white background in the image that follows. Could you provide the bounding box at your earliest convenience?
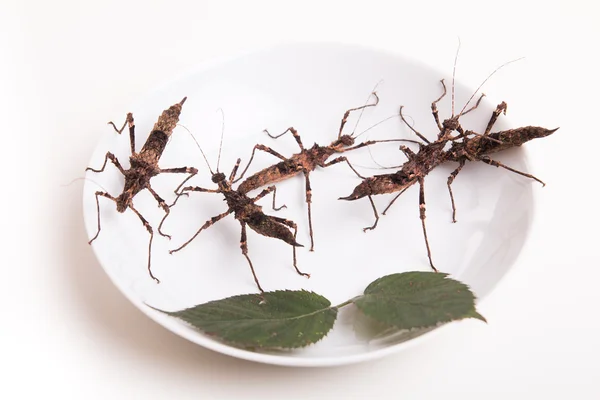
[2,0,599,398]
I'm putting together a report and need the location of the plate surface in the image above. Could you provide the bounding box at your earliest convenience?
[83,42,534,367]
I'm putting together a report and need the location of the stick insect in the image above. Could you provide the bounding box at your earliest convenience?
[233,91,401,251]
[166,120,308,293]
[339,57,557,272]
[443,101,558,221]
[86,98,198,283]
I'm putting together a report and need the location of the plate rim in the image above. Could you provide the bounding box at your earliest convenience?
[82,40,537,367]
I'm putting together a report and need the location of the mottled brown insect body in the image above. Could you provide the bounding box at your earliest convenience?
[234,94,387,251]
[86,98,198,283]
[455,126,558,157]
[237,138,350,194]
[341,171,417,200]
[443,101,559,222]
[167,155,308,293]
[340,78,557,273]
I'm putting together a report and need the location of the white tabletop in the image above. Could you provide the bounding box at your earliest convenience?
[2,1,598,398]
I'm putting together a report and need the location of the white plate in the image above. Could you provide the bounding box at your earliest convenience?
[83,42,534,367]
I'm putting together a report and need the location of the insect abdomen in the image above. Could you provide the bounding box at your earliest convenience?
[238,162,302,194]
[246,212,301,246]
[139,130,169,164]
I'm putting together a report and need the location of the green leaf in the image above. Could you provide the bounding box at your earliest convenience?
[153,290,337,349]
[353,272,486,330]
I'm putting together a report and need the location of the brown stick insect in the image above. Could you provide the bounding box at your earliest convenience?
[232,91,402,251]
[339,58,557,272]
[165,119,308,293]
[86,98,198,283]
[443,101,558,222]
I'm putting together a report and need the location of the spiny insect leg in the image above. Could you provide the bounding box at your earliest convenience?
[107,112,135,154]
[234,144,287,183]
[324,156,367,179]
[479,157,546,186]
[89,191,118,244]
[400,105,430,144]
[161,186,220,235]
[169,209,233,254]
[363,195,380,232]
[431,79,448,130]
[418,178,438,272]
[229,158,242,183]
[169,169,198,197]
[303,171,315,252]
[342,138,423,153]
[160,166,198,174]
[484,102,508,135]
[128,203,159,283]
[452,94,487,139]
[265,127,304,150]
[338,92,379,137]
[167,185,218,209]
[240,222,264,293]
[252,185,286,210]
[461,93,486,116]
[86,152,126,175]
[382,186,411,215]
[270,216,310,278]
[145,186,171,239]
[447,159,466,223]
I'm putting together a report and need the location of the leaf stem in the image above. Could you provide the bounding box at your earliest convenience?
[334,295,363,309]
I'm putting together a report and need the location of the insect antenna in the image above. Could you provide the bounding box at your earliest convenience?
[353,113,398,139]
[179,124,214,174]
[456,57,524,118]
[349,79,384,138]
[61,176,109,192]
[215,108,225,173]
[354,112,422,169]
[451,38,461,117]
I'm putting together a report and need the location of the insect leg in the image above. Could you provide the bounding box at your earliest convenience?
[479,157,546,186]
[169,209,233,254]
[128,203,160,283]
[89,191,118,244]
[167,169,198,196]
[363,195,380,232]
[252,186,286,211]
[239,222,264,293]
[108,112,135,154]
[264,127,304,151]
[483,102,508,135]
[160,186,220,234]
[400,105,430,144]
[233,144,287,183]
[180,186,220,194]
[303,171,316,252]
[166,185,219,209]
[86,152,126,175]
[338,92,379,137]
[342,138,423,153]
[159,166,198,174]
[269,216,310,278]
[145,185,172,239]
[454,94,486,136]
[418,177,438,272]
[229,158,241,183]
[431,79,447,131]
[323,156,367,179]
[382,186,411,215]
[447,159,466,223]
[461,93,486,116]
